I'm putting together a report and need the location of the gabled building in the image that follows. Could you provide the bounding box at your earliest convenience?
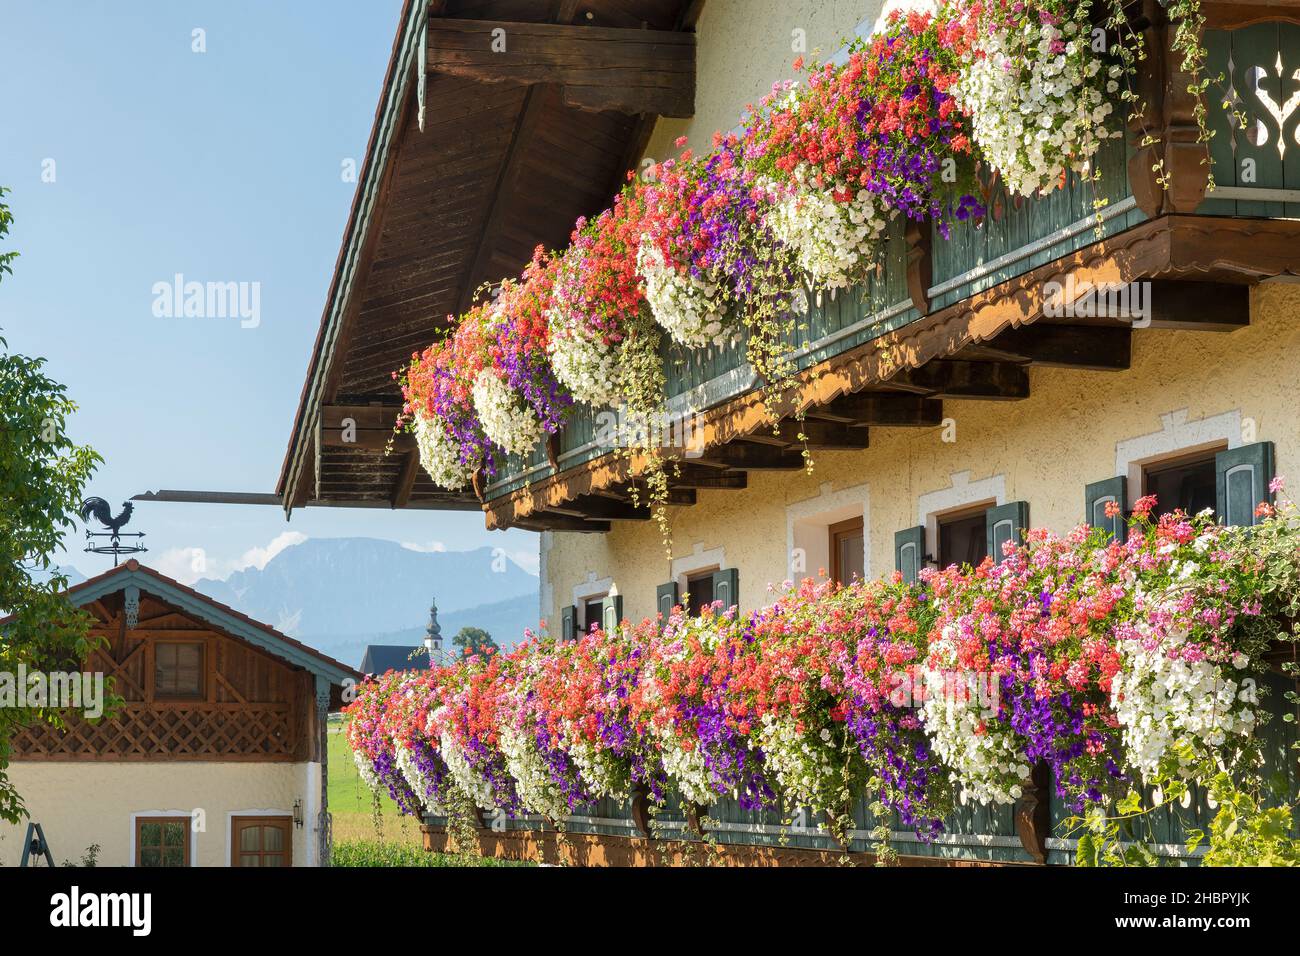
[359,645,427,675]
[271,0,1300,862]
[277,0,1298,627]
[0,561,359,867]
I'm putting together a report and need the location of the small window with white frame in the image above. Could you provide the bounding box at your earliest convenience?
[935,501,994,570]
[1140,445,1223,520]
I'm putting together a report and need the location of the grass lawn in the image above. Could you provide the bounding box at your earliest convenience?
[326,716,531,867]
[327,717,424,846]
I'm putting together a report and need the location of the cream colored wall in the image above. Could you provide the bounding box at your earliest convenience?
[645,0,891,162]
[543,285,1300,626]
[0,761,315,867]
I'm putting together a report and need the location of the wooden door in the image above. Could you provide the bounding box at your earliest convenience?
[231,816,292,867]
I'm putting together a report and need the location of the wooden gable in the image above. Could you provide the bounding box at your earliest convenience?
[13,591,313,762]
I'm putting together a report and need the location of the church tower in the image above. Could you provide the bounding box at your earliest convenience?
[423,597,443,664]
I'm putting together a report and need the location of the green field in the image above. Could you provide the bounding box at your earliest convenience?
[327,716,424,846]
[326,717,530,867]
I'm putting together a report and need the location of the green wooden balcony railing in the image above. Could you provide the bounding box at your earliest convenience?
[482,21,1296,503]
[418,670,1297,863]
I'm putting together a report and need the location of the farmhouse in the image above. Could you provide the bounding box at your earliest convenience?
[0,560,359,867]
[269,0,1300,863]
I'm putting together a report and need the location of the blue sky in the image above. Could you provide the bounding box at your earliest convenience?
[0,0,538,583]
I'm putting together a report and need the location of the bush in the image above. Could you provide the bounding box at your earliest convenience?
[330,840,529,868]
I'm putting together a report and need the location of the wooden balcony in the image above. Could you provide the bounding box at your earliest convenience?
[482,6,1300,531]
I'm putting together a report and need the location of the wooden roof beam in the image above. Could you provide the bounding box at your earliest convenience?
[548,496,652,521]
[965,325,1133,371]
[695,443,806,471]
[425,19,696,118]
[887,360,1030,401]
[516,513,612,533]
[667,464,748,490]
[807,394,944,428]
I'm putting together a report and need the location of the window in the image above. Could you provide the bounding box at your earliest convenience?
[231,816,292,867]
[938,508,988,569]
[136,817,190,867]
[685,572,715,615]
[1142,449,1219,520]
[154,641,205,699]
[829,517,865,584]
[583,599,604,634]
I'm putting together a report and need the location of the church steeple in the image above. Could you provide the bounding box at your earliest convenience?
[424,598,443,661]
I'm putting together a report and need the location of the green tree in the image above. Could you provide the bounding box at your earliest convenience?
[0,186,105,822]
[451,626,499,659]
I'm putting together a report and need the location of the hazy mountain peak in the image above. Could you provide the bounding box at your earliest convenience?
[191,536,538,638]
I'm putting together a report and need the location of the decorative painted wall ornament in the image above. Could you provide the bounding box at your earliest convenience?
[1246,52,1300,159]
[124,586,140,631]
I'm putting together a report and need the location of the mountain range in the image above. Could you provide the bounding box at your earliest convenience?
[186,537,539,667]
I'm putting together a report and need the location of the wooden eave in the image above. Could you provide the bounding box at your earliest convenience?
[277,0,702,515]
[19,560,364,695]
[484,213,1300,530]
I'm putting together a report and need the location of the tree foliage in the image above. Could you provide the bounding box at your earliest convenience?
[451,626,498,659]
[0,186,105,822]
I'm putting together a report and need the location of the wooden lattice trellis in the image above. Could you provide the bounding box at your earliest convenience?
[12,705,297,761]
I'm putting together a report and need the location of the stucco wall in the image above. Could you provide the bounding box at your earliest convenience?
[645,0,892,161]
[0,761,317,867]
[542,285,1300,626]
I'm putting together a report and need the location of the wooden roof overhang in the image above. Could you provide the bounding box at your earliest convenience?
[277,0,1300,533]
[3,560,362,707]
[276,0,703,515]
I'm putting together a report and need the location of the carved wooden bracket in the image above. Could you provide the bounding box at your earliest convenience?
[905,217,933,316]
[684,802,709,840]
[123,586,140,630]
[823,805,856,854]
[629,785,653,838]
[545,432,561,473]
[1014,762,1052,864]
[1127,0,1211,217]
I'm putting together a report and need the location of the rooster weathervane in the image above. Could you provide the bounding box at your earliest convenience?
[80,497,147,566]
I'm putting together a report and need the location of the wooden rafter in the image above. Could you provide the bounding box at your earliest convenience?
[425,19,696,117]
[805,394,944,427]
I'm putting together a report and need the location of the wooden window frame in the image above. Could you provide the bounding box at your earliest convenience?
[230,815,293,868]
[135,815,191,868]
[828,516,865,585]
[935,502,993,570]
[582,596,606,633]
[152,639,207,702]
[1141,446,1223,491]
[684,571,717,616]
[1140,445,1223,518]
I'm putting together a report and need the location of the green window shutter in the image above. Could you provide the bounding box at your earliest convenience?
[985,501,1029,561]
[895,526,925,584]
[1216,442,1275,527]
[711,569,739,613]
[600,595,624,632]
[656,581,679,618]
[560,605,577,642]
[1085,477,1128,542]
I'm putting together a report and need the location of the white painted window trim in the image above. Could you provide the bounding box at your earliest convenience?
[916,470,1006,562]
[1114,408,1240,507]
[573,571,614,629]
[129,810,200,868]
[226,810,296,868]
[785,481,871,581]
[671,542,727,598]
